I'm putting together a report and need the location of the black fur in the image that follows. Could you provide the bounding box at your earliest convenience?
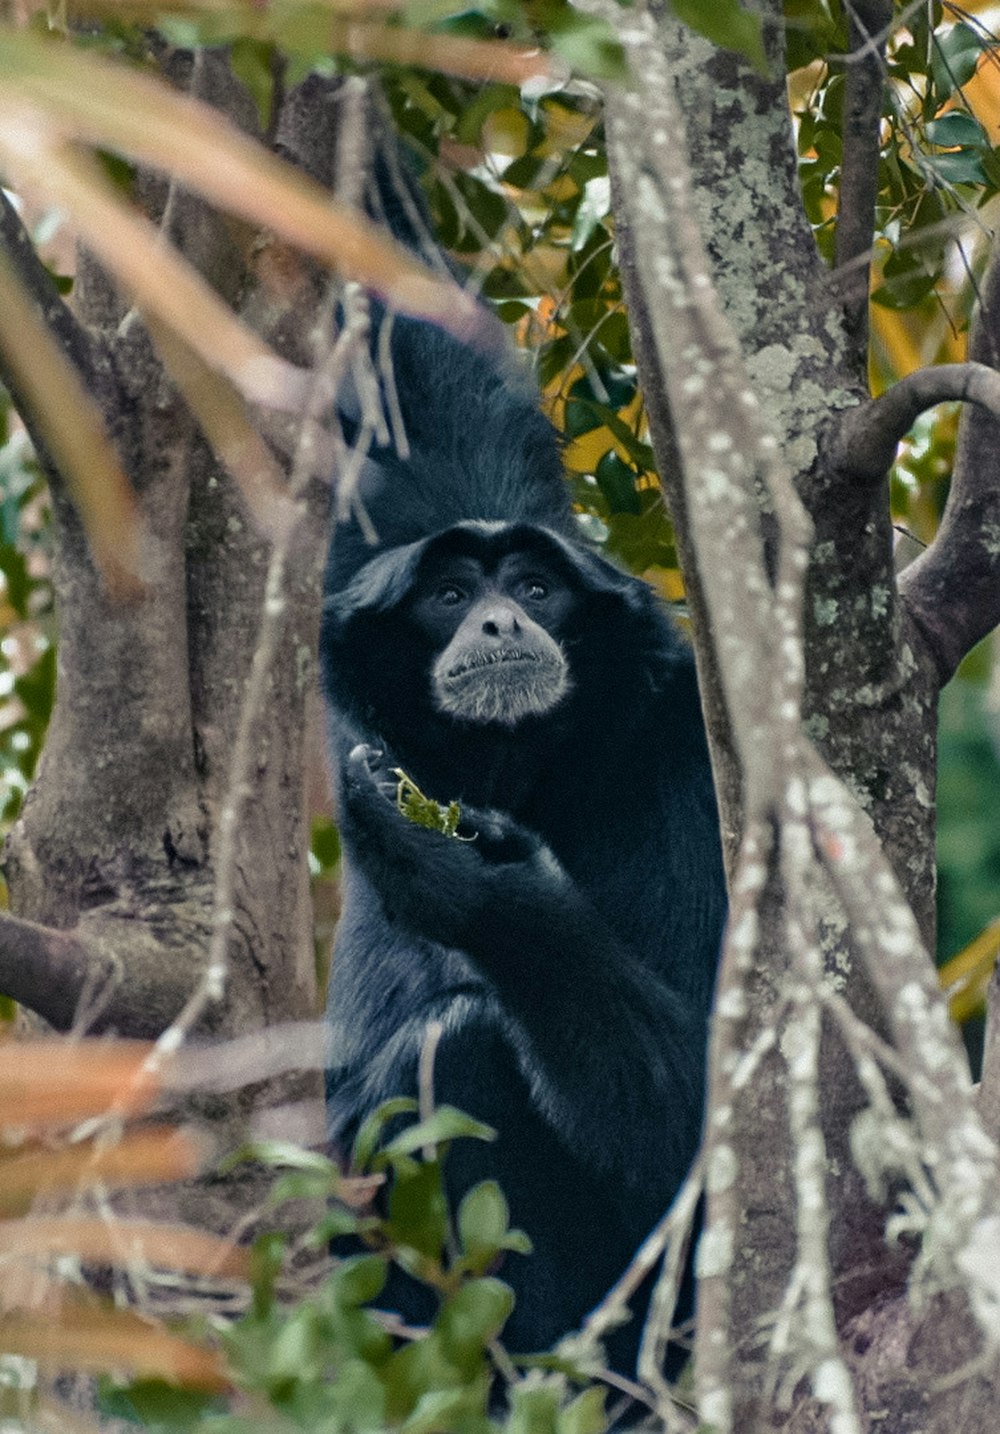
[320,310,726,1367]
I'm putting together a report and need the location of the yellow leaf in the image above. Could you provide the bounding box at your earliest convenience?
[939,918,1000,1024]
[481,107,531,159]
[641,567,685,602]
[536,100,596,157]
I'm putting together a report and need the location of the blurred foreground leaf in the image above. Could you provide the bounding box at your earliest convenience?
[0,250,141,597]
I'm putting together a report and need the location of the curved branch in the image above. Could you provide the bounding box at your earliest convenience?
[835,1,892,368]
[833,362,1000,480]
[901,321,1000,688]
[898,510,1000,686]
[888,217,1000,685]
[832,359,1000,684]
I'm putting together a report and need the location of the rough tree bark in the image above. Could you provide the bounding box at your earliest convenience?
[596,2,1000,1430]
[0,53,339,1192]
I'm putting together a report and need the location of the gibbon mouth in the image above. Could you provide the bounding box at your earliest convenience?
[448,650,543,678]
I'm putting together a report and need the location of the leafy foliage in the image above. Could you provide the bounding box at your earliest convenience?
[102,1102,627,1434]
[381,68,679,583]
[394,769,465,839]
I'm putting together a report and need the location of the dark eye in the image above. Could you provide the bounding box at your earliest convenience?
[434,583,466,606]
[521,577,549,601]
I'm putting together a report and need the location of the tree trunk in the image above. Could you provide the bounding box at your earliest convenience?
[598,3,1000,1429]
[0,51,333,1190]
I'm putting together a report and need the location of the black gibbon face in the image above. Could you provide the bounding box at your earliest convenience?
[408,549,576,727]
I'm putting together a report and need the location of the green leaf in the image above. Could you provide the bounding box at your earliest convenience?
[872,248,940,310]
[924,148,986,186]
[558,1386,608,1434]
[981,145,1000,190]
[380,1105,497,1160]
[263,1304,324,1386]
[333,1253,389,1308]
[503,154,545,190]
[572,397,655,470]
[601,490,678,573]
[455,1179,531,1272]
[229,39,277,133]
[668,0,769,76]
[351,1096,419,1171]
[595,452,642,515]
[97,1377,225,1427]
[311,816,341,869]
[219,1139,338,1176]
[547,15,628,81]
[249,1232,286,1319]
[925,111,986,148]
[12,643,54,727]
[496,301,532,324]
[268,1170,346,1208]
[435,1278,514,1367]
[452,172,510,250]
[384,1336,463,1423]
[784,0,845,72]
[388,1159,450,1259]
[327,1359,388,1432]
[508,1384,562,1434]
[931,22,984,98]
[455,83,521,145]
[306,1205,362,1245]
[400,1387,480,1434]
[458,1180,510,1256]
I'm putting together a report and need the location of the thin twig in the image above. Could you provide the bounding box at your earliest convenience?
[637,1157,705,1428]
[582,1155,704,1350]
[417,1019,443,1162]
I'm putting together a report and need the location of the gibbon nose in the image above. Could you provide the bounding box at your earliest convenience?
[481,605,521,638]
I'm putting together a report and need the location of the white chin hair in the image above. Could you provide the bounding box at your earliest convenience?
[435,662,571,727]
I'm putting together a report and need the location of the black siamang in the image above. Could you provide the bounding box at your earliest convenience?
[320,185,726,1370]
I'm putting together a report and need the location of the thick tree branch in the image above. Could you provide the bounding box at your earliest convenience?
[597,3,995,1422]
[893,249,1000,686]
[834,362,1000,479]
[0,912,108,1031]
[835,2,892,368]
[896,339,1000,683]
